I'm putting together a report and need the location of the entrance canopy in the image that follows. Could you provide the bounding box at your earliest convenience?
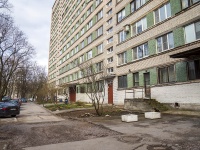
[170,47,200,58]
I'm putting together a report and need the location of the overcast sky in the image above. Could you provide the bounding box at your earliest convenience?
[9,0,55,70]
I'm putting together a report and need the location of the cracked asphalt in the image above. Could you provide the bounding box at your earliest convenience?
[1,103,200,150]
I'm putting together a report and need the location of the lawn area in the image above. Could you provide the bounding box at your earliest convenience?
[44,101,93,111]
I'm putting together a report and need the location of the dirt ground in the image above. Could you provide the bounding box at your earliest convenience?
[57,106,140,118]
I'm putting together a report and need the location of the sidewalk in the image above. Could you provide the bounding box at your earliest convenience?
[163,109,200,117]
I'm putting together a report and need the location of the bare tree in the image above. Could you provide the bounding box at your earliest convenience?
[78,60,108,116]
[0,15,34,101]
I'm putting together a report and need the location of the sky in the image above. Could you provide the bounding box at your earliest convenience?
[9,0,55,71]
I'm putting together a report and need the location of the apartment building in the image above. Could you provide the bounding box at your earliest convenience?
[48,0,200,109]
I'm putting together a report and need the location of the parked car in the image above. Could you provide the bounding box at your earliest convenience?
[21,98,27,103]
[10,99,21,108]
[0,102,20,117]
[2,96,11,101]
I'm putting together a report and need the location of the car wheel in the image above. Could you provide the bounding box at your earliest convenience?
[11,115,16,117]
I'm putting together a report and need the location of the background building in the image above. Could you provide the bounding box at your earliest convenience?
[48,0,200,109]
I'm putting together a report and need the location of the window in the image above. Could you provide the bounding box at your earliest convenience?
[96,81,104,92]
[133,43,149,60]
[157,32,174,52]
[117,9,125,22]
[81,26,84,34]
[69,74,73,81]
[87,19,93,30]
[81,40,85,49]
[132,17,147,36]
[107,27,113,34]
[133,72,139,86]
[107,67,114,73]
[158,65,175,84]
[107,47,113,53]
[81,16,84,23]
[107,57,113,63]
[71,38,74,44]
[118,75,127,88]
[96,61,103,72]
[96,0,102,6]
[107,37,113,43]
[79,70,84,79]
[87,50,93,60]
[75,45,79,53]
[97,43,103,54]
[119,30,127,43]
[97,9,103,20]
[185,21,200,43]
[107,0,112,7]
[80,55,84,63]
[76,21,79,28]
[116,0,122,4]
[87,6,93,16]
[107,9,112,15]
[74,59,78,67]
[118,51,127,65]
[66,53,69,59]
[131,0,146,13]
[97,26,103,37]
[181,0,200,9]
[76,33,79,40]
[87,34,92,44]
[74,72,78,80]
[107,18,112,24]
[154,3,171,24]
[188,59,200,80]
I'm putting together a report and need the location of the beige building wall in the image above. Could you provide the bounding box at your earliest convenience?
[48,0,200,108]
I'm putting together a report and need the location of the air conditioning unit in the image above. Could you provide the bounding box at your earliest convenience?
[124,24,130,32]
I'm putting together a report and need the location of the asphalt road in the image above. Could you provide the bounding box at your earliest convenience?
[0,102,64,124]
[1,103,200,150]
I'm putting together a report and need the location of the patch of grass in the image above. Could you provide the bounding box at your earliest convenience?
[146,99,169,112]
[44,102,92,111]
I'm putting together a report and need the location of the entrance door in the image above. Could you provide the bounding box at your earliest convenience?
[108,83,113,104]
[144,73,151,98]
[69,86,76,102]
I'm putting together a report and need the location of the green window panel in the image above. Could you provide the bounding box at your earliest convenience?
[84,53,87,60]
[84,25,87,32]
[170,0,182,16]
[173,27,185,48]
[148,39,156,55]
[139,71,144,86]
[92,47,97,57]
[125,3,131,17]
[76,85,80,93]
[93,1,96,9]
[147,12,154,28]
[93,16,97,24]
[127,49,133,63]
[79,43,81,50]
[84,38,87,45]
[149,67,157,85]
[176,61,187,82]
[92,31,97,40]
[127,73,133,88]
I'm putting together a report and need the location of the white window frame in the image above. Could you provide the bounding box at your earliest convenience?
[154,3,171,24]
[97,26,103,37]
[117,8,125,22]
[107,37,113,43]
[87,50,93,60]
[97,43,103,54]
[156,32,174,52]
[119,30,127,43]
